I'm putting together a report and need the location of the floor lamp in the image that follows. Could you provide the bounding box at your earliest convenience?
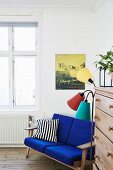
[67,68,95,170]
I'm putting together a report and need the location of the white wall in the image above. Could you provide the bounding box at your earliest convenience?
[93,0,113,53]
[0,0,113,118]
[40,10,96,117]
[40,1,113,117]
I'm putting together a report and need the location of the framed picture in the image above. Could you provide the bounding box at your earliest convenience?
[55,54,86,90]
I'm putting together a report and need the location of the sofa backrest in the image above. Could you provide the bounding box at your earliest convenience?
[67,118,95,147]
[52,114,74,144]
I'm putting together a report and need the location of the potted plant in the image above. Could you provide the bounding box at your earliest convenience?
[94,48,113,84]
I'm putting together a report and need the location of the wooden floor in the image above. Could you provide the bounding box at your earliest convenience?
[0,148,90,170]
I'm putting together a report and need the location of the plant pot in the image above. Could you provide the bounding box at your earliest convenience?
[99,69,113,87]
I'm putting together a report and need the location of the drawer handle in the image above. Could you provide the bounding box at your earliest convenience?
[94,116,100,120]
[96,98,100,102]
[93,135,99,140]
[109,105,113,109]
[94,155,100,160]
[106,152,110,157]
[106,152,113,158]
[108,127,113,131]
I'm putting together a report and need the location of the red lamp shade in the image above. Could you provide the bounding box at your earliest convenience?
[67,93,84,111]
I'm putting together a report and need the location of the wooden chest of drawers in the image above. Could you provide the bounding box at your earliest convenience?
[94,87,113,170]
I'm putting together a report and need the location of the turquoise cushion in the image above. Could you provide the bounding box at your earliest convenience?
[24,137,62,153]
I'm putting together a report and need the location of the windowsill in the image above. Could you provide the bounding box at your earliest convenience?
[0,107,39,112]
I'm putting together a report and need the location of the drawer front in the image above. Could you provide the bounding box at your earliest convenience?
[95,108,113,141]
[95,128,113,170]
[93,164,98,170]
[95,94,113,117]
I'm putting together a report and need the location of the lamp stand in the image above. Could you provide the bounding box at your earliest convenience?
[85,91,95,170]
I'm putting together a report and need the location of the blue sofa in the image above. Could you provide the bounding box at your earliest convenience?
[24,114,95,170]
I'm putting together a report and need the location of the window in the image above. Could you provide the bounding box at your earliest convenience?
[0,22,38,109]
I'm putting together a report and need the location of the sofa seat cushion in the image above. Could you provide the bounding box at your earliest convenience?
[52,114,74,143]
[24,137,62,153]
[45,145,82,165]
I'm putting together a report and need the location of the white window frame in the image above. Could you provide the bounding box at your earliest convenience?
[0,22,39,110]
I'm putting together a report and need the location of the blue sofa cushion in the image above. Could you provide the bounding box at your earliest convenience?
[24,137,62,153]
[45,145,82,165]
[52,114,74,143]
[67,119,95,147]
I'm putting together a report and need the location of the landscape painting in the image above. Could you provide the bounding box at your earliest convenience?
[55,54,86,90]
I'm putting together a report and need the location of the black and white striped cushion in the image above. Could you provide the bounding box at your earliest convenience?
[33,119,59,142]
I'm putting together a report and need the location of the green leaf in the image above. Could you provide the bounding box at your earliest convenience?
[94,47,113,73]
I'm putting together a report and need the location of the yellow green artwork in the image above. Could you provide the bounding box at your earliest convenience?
[55,54,86,90]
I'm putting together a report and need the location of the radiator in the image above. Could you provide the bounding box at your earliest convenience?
[0,114,30,145]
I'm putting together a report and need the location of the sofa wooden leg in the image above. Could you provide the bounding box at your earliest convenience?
[26,147,30,158]
[74,161,81,170]
[81,149,88,170]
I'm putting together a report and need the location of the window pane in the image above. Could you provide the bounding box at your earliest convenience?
[0,57,9,105]
[15,57,36,105]
[14,27,36,51]
[0,27,8,51]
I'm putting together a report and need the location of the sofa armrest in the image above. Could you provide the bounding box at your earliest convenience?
[75,142,95,170]
[77,142,95,150]
[25,126,37,130]
[25,126,37,137]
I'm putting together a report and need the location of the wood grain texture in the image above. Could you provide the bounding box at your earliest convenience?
[95,93,113,117]
[94,87,113,170]
[0,148,90,170]
[95,87,113,99]
[93,164,98,170]
[77,142,95,150]
[95,108,113,142]
[95,128,113,170]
